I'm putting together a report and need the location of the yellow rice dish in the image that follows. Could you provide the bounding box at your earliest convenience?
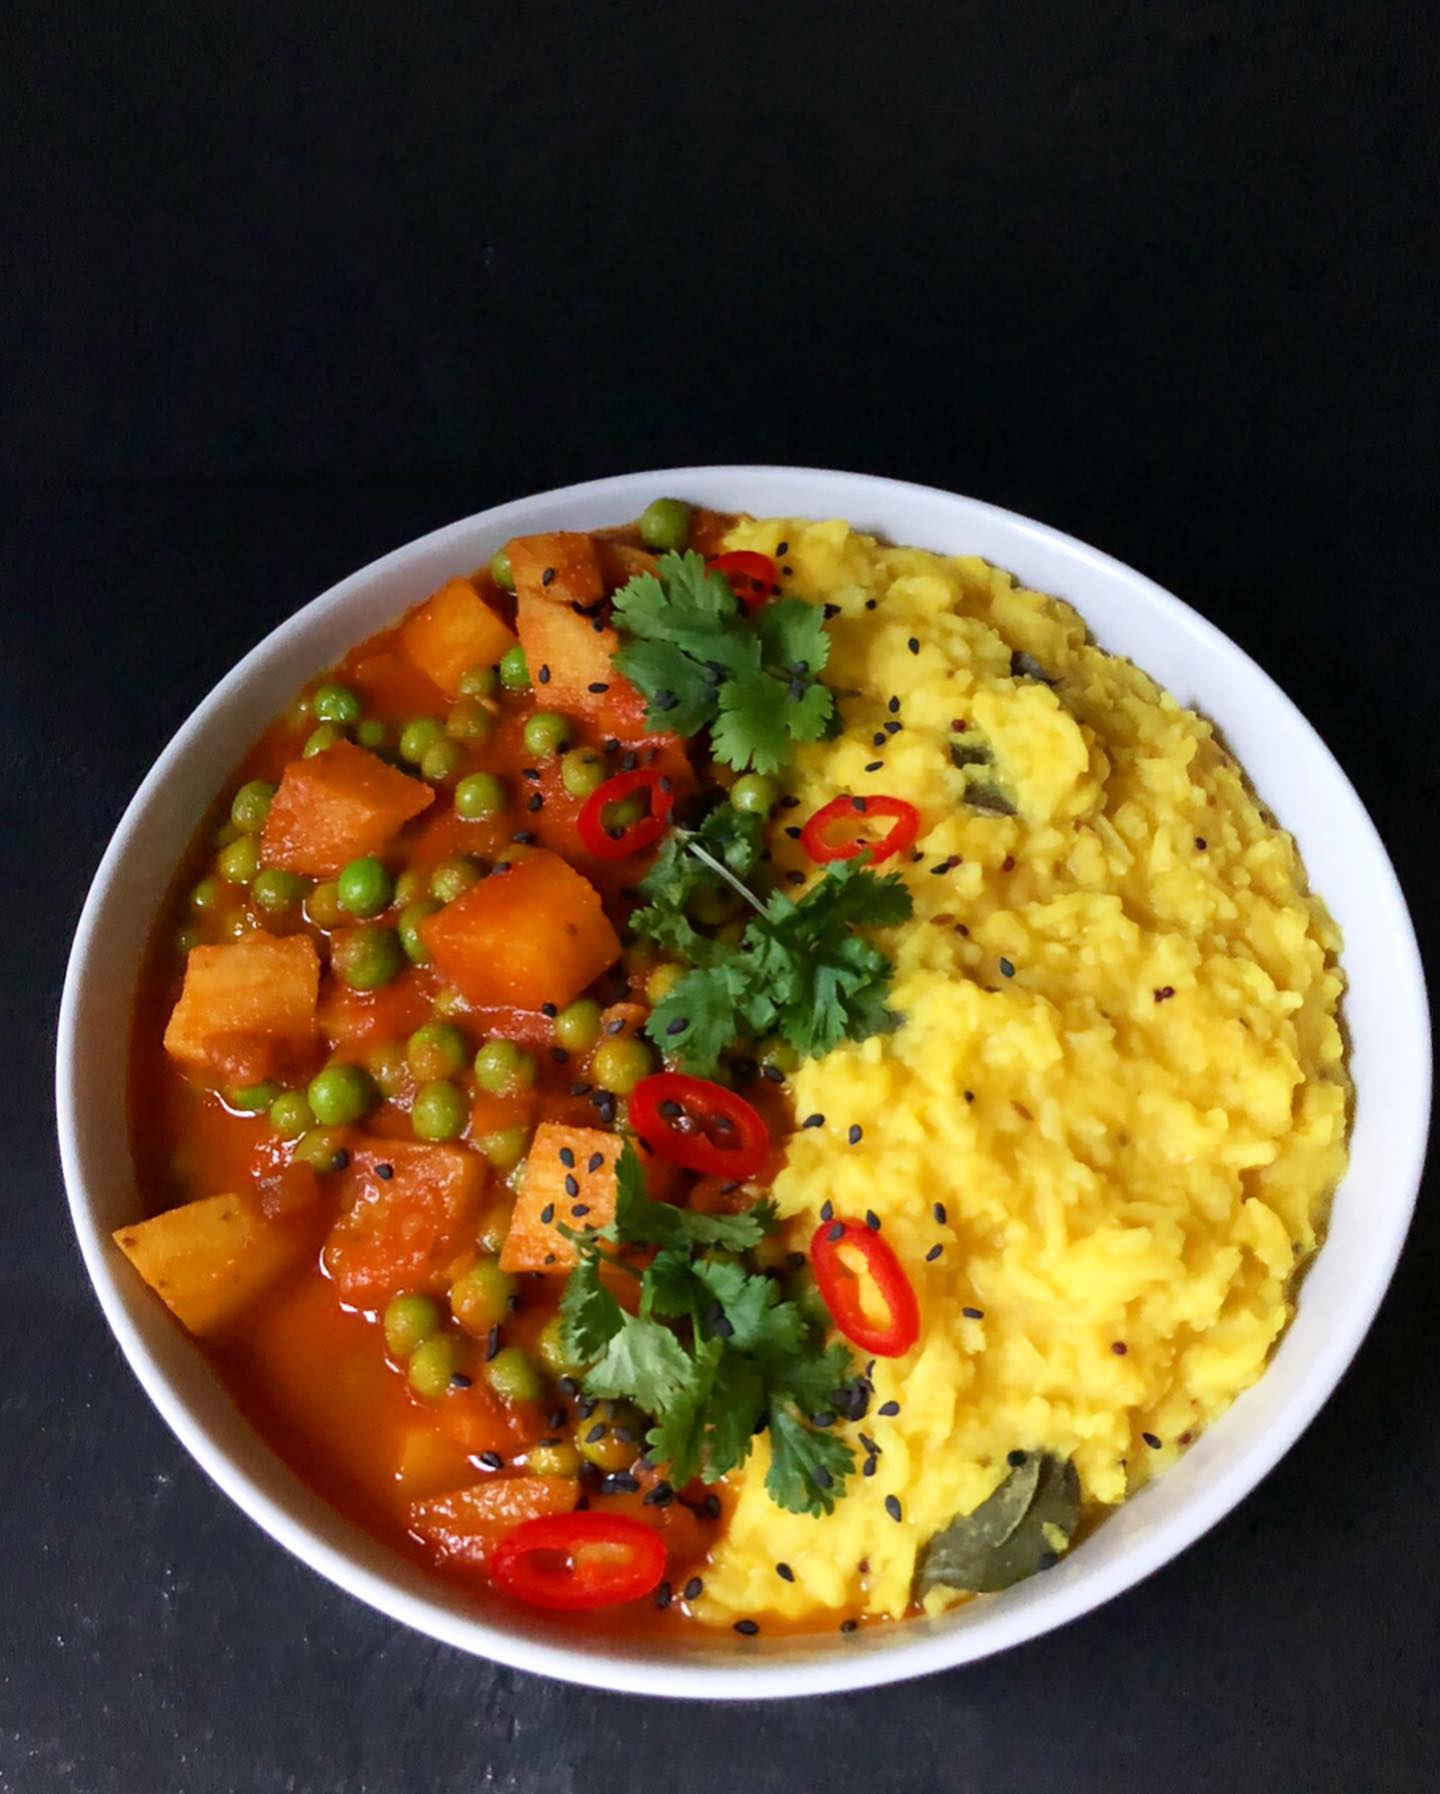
[698,518,1349,1626]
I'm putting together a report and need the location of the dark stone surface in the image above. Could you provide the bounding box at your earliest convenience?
[3,3,1435,1789]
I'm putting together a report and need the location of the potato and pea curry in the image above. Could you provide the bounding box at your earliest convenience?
[122,501,1348,1635]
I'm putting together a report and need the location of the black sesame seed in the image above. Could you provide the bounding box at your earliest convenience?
[863,1456,878,1477]
[512,831,536,844]
[858,1433,879,1456]
[587,1152,603,1172]
[450,1372,474,1389]
[932,1202,946,1224]
[564,1174,579,1197]
[602,1472,640,1494]
[840,1618,858,1634]
[604,1017,627,1035]
[803,1113,825,1129]
[479,1450,504,1469]
[485,1325,501,1361]
[820,1199,834,1221]
[826,1221,844,1243]
[824,602,841,619]
[558,1144,574,1165]
[549,1046,568,1062]
[1007,1449,1028,1468]
[527,792,543,812]
[878,1399,900,1417]
[666,1016,688,1035]
[761,1063,785,1083]
[1154,985,1176,1002]
[864,761,883,772]
[907,637,920,654]
[884,720,902,734]
[332,1149,350,1171]
[571,1203,590,1218]
[785,870,805,885]
[539,1203,555,1225]
[588,681,609,693]
[864,1209,880,1230]
[734,1619,760,1636]
[569,1082,592,1097]
[522,766,541,781]
[1037,1550,1059,1571]
[538,665,551,685]
[999,957,1015,978]
[885,1495,903,1522]
[654,1580,673,1609]
[849,1125,864,1146]
[684,1576,704,1600]
[1195,836,1208,850]
[925,1243,943,1261]
[540,567,555,586]
[643,1481,674,1507]
[375,1163,394,1180]
[775,541,789,555]
[963,1090,975,1104]
[585,1422,606,1444]
[1112,1341,1128,1355]
[701,1494,720,1519]
[962,1306,984,1319]
[872,732,887,748]
[1143,1432,1163,1449]
[776,1562,795,1583]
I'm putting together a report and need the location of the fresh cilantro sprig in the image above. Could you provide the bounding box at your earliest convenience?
[560,1144,856,1516]
[628,802,768,965]
[643,856,914,1075]
[610,551,836,774]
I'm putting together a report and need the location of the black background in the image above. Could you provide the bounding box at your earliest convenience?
[5,3,1437,1790]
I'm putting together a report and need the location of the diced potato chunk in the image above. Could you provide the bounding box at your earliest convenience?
[114,1192,311,1337]
[500,1123,620,1272]
[163,932,320,1085]
[400,577,518,698]
[394,1427,477,1501]
[409,1476,579,1570]
[323,1138,485,1306]
[260,740,433,877]
[506,533,605,608]
[514,592,646,733]
[420,849,621,1011]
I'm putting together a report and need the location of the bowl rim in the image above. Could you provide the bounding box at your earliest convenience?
[56,464,1432,1699]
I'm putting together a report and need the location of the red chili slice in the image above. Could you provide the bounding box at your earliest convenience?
[630,1072,771,1179]
[809,1217,921,1358]
[800,794,920,866]
[576,766,677,859]
[490,1511,667,1611]
[707,550,779,613]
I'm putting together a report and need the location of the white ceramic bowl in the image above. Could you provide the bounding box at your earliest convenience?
[57,467,1431,1699]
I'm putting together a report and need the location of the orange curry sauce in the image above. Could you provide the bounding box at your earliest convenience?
[126,511,832,1639]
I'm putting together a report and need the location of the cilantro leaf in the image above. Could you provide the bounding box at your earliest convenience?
[609,552,835,772]
[611,1139,773,1251]
[645,961,750,1075]
[631,808,767,963]
[765,1406,856,1517]
[691,1258,808,1356]
[644,1337,725,1486]
[559,1254,625,1361]
[585,1312,699,1414]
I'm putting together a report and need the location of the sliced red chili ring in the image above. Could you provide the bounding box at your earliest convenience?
[630,1072,771,1179]
[576,766,677,859]
[809,1217,920,1358]
[489,1511,667,1611]
[707,550,779,613]
[800,794,920,866]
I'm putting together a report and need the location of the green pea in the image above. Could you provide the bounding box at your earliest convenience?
[411,1079,468,1142]
[639,496,693,552]
[454,772,506,821]
[313,682,362,726]
[430,854,484,902]
[219,908,254,940]
[575,1399,644,1471]
[367,1040,411,1100]
[537,1314,586,1378]
[398,716,446,764]
[522,711,570,758]
[228,1079,281,1113]
[559,748,606,798]
[269,1090,315,1138]
[528,1439,582,1477]
[498,645,530,692]
[591,1036,655,1095]
[336,856,394,918]
[217,835,261,885]
[331,925,404,990]
[407,1020,468,1081]
[307,881,346,928]
[303,723,346,757]
[475,1125,529,1173]
[445,698,494,743]
[554,998,602,1053]
[286,693,314,730]
[489,548,516,592]
[484,1345,544,1405]
[393,865,429,906]
[459,663,498,699]
[408,1333,461,1400]
[190,876,222,914]
[474,1038,537,1096]
[433,984,467,1017]
[476,1200,515,1256]
[214,820,242,849]
[645,961,684,1005]
[174,925,202,955]
[604,791,646,831]
[450,1257,515,1335]
[307,1062,377,1127]
[356,718,390,751]
[688,881,742,926]
[759,1037,798,1076]
[252,867,306,915]
[730,772,778,815]
[384,1292,441,1358]
[420,738,463,784]
[398,898,440,965]
[292,1127,348,1172]
[230,779,276,834]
